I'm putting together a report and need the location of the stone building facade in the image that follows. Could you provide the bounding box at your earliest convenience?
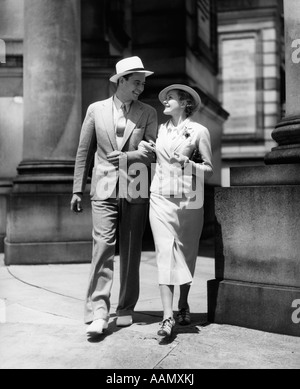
[209,0,300,337]
[217,0,284,185]
[0,0,228,264]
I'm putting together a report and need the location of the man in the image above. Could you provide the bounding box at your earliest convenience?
[71,56,157,338]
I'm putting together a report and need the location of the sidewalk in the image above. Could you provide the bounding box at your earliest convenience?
[0,251,299,369]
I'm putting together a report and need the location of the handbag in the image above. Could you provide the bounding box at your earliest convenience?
[190,148,203,164]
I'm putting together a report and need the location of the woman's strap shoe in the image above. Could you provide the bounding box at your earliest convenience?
[157,317,175,337]
[177,308,191,326]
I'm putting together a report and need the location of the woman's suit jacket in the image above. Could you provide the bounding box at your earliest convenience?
[73,97,158,203]
[150,119,213,200]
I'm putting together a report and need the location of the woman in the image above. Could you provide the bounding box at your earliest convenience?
[145,84,213,337]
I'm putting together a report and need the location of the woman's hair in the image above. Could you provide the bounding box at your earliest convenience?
[177,90,197,117]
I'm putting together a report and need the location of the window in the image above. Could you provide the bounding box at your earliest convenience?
[221,35,257,135]
[219,32,264,138]
[187,0,218,73]
[197,0,211,48]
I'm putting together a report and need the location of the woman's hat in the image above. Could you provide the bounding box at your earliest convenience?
[110,56,154,83]
[158,84,202,113]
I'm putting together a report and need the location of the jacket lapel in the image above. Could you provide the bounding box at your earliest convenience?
[171,121,193,153]
[172,135,190,154]
[157,124,171,159]
[101,97,118,151]
[120,101,143,150]
[170,136,183,154]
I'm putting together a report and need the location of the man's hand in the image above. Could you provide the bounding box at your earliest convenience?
[107,151,126,168]
[70,193,83,213]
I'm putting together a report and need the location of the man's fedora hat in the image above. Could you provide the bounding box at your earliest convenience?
[159,84,202,113]
[110,56,154,83]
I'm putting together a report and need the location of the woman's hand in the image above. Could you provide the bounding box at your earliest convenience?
[170,152,189,168]
[138,140,156,154]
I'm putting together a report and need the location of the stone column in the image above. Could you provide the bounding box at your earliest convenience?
[208,0,300,337]
[5,0,93,264]
[23,0,81,168]
[265,0,300,164]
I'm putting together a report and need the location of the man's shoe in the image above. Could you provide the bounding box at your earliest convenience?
[86,319,108,337]
[116,315,133,327]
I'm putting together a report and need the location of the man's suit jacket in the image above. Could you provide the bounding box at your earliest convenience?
[73,97,158,203]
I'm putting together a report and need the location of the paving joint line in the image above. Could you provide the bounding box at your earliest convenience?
[6,267,83,302]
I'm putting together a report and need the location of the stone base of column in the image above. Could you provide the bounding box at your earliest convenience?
[0,180,13,253]
[208,280,300,337]
[208,164,300,337]
[4,239,92,265]
[4,161,93,265]
[265,116,300,164]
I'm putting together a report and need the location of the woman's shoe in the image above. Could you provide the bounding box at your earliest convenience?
[157,317,175,337]
[177,308,191,326]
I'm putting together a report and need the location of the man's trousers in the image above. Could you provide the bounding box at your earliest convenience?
[84,198,148,324]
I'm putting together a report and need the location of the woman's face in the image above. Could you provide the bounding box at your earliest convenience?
[162,90,185,117]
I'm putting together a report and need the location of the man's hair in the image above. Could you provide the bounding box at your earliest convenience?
[117,74,131,86]
[177,90,197,117]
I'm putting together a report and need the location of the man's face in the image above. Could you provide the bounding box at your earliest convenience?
[118,73,146,103]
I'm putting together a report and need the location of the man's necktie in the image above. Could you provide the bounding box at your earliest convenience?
[116,104,127,150]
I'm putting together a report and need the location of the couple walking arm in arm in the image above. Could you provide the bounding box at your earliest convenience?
[71,56,213,339]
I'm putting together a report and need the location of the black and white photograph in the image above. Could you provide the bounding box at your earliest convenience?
[0,0,300,372]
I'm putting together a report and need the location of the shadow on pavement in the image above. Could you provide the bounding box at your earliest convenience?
[136,311,210,345]
[87,312,211,344]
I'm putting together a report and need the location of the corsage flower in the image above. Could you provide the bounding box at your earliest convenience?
[182,127,193,139]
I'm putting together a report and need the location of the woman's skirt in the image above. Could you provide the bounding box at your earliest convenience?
[149,192,204,286]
